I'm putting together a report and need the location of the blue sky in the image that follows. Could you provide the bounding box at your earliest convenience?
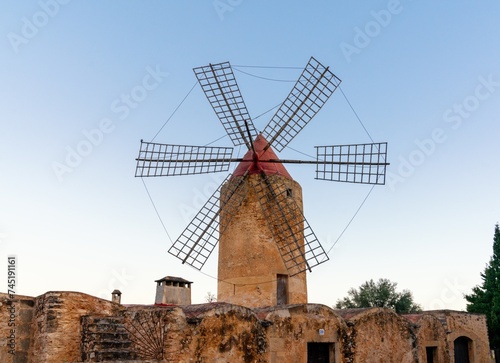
[1,1,499,310]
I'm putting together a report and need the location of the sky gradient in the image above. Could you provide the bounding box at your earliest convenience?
[1,1,499,310]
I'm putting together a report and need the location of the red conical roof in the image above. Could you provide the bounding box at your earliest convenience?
[231,134,292,179]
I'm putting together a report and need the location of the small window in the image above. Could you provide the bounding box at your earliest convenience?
[277,274,288,305]
[286,188,293,197]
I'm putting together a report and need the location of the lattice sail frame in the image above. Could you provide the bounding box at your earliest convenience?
[193,62,258,149]
[251,173,329,276]
[315,142,388,184]
[135,141,234,177]
[263,56,342,152]
[167,174,248,270]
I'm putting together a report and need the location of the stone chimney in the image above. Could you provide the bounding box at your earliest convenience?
[154,276,193,305]
[111,289,122,304]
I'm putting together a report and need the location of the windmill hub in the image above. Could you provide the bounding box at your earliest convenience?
[231,134,292,180]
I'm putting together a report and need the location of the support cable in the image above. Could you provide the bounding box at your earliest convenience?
[339,85,375,143]
[151,81,198,142]
[140,177,173,244]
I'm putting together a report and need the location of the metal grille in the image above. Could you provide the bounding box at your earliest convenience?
[193,62,258,149]
[262,57,341,152]
[168,175,248,270]
[124,310,167,360]
[252,174,329,276]
[315,142,387,184]
[135,141,233,177]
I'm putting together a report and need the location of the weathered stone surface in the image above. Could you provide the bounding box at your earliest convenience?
[257,304,345,363]
[218,174,307,308]
[427,310,492,362]
[336,307,417,363]
[81,315,135,362]
[405,313,449,362]
[28,291,121,363]
[0,293,35,363]
[0,291,494,362]
[183,303,267,363]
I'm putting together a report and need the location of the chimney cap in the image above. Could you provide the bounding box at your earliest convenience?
[155,276,193,284]
[111,289,122,295]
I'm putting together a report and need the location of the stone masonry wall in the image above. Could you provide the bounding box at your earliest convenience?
[256,304,345,363]
[81,315,135,362]
[337,308,417,363]
[0,291,494,363]
[80,303,268,363]
[0,293,35,363]
[29,291,121,363]
[218,174,307,308]
[430,310,491,362]
[182,303,267,363]
[405,313,449,363]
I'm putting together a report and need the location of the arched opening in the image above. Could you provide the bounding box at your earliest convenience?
[454,336,473,363]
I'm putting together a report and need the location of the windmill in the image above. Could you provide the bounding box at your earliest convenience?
[135,57,389,307]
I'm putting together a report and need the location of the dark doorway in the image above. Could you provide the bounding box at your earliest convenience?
[307,342,334,363]
[277,274,288,305]
[426,346,437,363]
[454,336,472,363]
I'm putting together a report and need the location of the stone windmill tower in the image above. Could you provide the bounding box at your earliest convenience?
[217,134,307,307]
[135,57,388,308]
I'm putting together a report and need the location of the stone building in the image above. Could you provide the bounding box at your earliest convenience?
[0,286,493,362]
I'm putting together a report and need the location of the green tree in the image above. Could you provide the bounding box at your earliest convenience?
[335,278,422,314]
[465,223,500,349]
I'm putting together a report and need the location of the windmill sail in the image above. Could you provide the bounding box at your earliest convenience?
[135,140,234,177]
[251,172,329,276]
[262,57,341,152]
[167,174,249,270]
[193,61,258,149]
[315,142,388,184]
